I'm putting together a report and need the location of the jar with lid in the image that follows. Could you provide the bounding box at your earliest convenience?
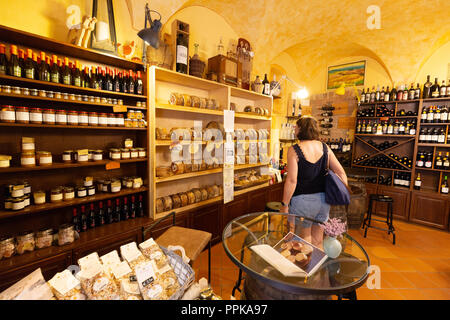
[58,224,75,246]
[137,148,146,158]
[23,194,31,207]
[135,111,143,120]
[122,178,133,189]
[127,110,135,119]
[107,98,113,105]
[62,150,74,163]
[0,237,16,260]
[35,228,54,249]
[29,108,43,124]
[63,186,75,201]
[39,90,46,97]
[93,150,103,161]
[138,119,146,128]
[124,118,132,127]
[55,110,67,125]
[115,113,125,127]
[132,177,143,189]
[95,96,101,103]
[2,85,11,93]
[77,186,87,198]
[87,185,96,196]
[110,180,121,193]
[82,95,89,102]
[0,155,11,168]
[88,112,98,126]
[83,176,94,187]
[16,231,35,255]
[43,109,56,124]
[102,180,111,193]
[75,94,82,101]
[46,91,54,99]
[67,110,79,125]
[33,191,46,204]
[50,187,63,203]
[21,88,30,96]
[97,180,104,193]
[22,137,35,152]
[1,105,15,123]
[11,184,25,198]
[112,99,118,105]
[88,150,94,161]
[21,152,36,167]
[4,197,13,210]
[13,87,21,95]
[110,148,121,160]
[89,96,95,103]
[12,197,24,210]
[107,113,116,127]
[37,151,52,166]
[63,92,69,100]
[30,88,38,96]
[132,119,139,128]
[78,111,89,126]
[15,106,30,123]
[101,97,108,104]
[23,181,31,195]
[130,148,138,159]
[118,99,123,105]
[76,150,89,163]
[121,148,130,159]
[98,113,108,126]
[55,92,62,99]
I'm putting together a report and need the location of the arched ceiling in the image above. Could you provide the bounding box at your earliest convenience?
[130,0,450,82]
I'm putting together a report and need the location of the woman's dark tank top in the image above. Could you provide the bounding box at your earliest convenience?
[292,142,328,196]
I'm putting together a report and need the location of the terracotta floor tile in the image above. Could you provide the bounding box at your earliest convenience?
[399,272,441,289]
[419,289,450,300]
[397,289,429,300]
[381,272,416,289]
[374,289,406,300]
[356,288,379,300]
[369,247,399,259]
[404,258,440,272]
[421,259,450,272]
[420,273,450,288]
[383,258,417,272]
[369,257,397,272]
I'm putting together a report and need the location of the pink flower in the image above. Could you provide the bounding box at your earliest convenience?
[321,218,347,237]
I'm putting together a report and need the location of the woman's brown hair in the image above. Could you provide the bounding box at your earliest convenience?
[296,116,320,140]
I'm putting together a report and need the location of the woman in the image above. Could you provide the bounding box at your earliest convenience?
[280,116,348,249]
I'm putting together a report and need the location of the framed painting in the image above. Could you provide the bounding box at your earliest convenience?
[327,61,366,90]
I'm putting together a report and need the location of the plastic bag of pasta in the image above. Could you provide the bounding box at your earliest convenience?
[138,238,169,269]
[110,261,142,300]
[135,260,168,300]
[77,258,120,300]
[100,250,121,275]
[153,261,181,299]
[48,270,86,300]
[120,242,150,270]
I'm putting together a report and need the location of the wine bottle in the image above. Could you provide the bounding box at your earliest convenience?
[370,86,376,102]
[137,194,144,217]
[380,86,385,101]
[361,88,366,103]
[128,70,135,94]
[73,61,81,87]
[62,57,71,85]
[105,200,113,224]
[80,205,88,232]
[262,74,270,95]
[375,85,380,101]
[176,32,188,74]
[441,176,449,194]
[113,69,120,92]
[430,78,440,98]
[135,71,143,95]
[97,67,103,90]
[130,195,136,219]
[414,83,421,99]
[114,198,121,223]
[88,203,96,229]
[50,55,60,83]
[0,44,6,75]
[24,49,35,79]
[435,152,443,169]
[423,75,432,99]
[8,45,21,77]
[443,152,450,170]
[122,197,129,221]
[18,49,25,77]
[72,208,80,233]
[440,80,447,97]
[408,83,415,100]
[447,79,450,97]
[97,201,105,226]
[38,52,50,82]
[90,67,99,89]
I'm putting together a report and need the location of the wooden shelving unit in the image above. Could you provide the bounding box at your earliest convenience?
[352,97,450,229]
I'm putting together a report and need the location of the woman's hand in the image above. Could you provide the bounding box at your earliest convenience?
[279,204,289,213]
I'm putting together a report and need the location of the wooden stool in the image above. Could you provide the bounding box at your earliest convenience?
[265,201,283,212]
[362,194,396,245]
[143,212,212,283]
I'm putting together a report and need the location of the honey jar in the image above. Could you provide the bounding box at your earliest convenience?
[1,105,16,123]
[36,151,52,166]
[50,187,63,202]
[88,112,98,126]
[87,185,96,196]
[93,150,103,161]
[137,148,146,158]
[107,113,116,127]
[56,110,67,125]
[135,111,143,120]
[78,111,89,126]
[33,191,46,204]
[67,110,78,125]
[127,110,135,119]
[110,148,121,160]
[21,152,36,167]
[98,113,109,126]
[15,106,30,123]
[62,150,74,163]
[12,197,25,211]
[115,113,125,127]
[63,186,75,201]
[22,137,35,152]
[121,148,130,159]
[76,186,87,198]
[43,109,56,124]
[130,148,138,159]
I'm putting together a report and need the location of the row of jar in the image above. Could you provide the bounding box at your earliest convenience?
[4,176,144,211]
[0,225,76,260]
[1,106,146,127]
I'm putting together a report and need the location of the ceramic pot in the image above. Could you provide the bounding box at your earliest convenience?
[323,236,342,259]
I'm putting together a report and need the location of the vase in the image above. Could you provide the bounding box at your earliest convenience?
[323,236,342,259]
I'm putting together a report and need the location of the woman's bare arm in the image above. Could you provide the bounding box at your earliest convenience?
[327,146,348,185]
[281,147,298,207]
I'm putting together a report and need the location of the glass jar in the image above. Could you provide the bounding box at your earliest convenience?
[138,119,146,128]
[83,177,93,187]
[4,197,13,210]
[15,106,30,123]
[78,111,89,126]
[46,91,54,98]
[132,119,139,128]
[21,88,30,96]
[56,110,67,125]
[55,92,62,99]
[63,186,75,201]
[13,87,21,95]
[89,96,95,103]
[30,89,38,96]
[58,224,75,246]
[23,181,31,195]
[50,187,63,203]
[35,228,54,249]
[127,110,135,119]
[110,180,121,193]
[43,109,56,124]
[39,90,46,97]
[63,92,69,100]
[37,151,52,166]
[97,180,104,193]
[75,94,82,101]
[67,110,78,125]
[11,185,24,198]
[112,99,117,105]
[124,118,132,127]
[122,178,133,189]
[107,113,116,127]
[87,185,96,196]
[0,155,11,168]
[30,108,43,124]
[21,152,36,167]
[121,148,130,159]
[23,194,30,207]
[0,237,16,260]
[115,113,125,127]
[76,151,89,163]
[102,180,111,193]
[137,148,146,158]
[62,150,74,163]
[16,231,35,255]
[12,197,25,211]
[88,150,94,161]
[69,94,75,100]
[132,178,143,189]
[33,191,46,205]
[130,148,138,159]
[98,113,108,126]
[77,186,87,198]
[135,111,143,120]
[93,150,103,161]
[95,96,101,103]
[82,95,89,102]
[107,98,113,105]
[110,148,121,160]
[88,112,98,126]
[22,137,35,152]
[1,105,15,123]
[118,99,123,105]
[2,85,11,93]
[101,97,108,104]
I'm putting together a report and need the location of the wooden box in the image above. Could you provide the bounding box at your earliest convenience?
[207,54,242,87]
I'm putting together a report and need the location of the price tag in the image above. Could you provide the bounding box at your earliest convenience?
[106,161,120,170]
[113,105,127,113]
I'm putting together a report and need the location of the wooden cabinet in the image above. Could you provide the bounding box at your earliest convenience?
[375,186,410,221]
[247,188,268,214]
[191,204,222,243]
[223,194,248,228]
[410,192,449,230]
[0,251,72,292]
[267,182,284,203]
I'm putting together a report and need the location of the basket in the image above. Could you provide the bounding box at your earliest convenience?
[161,246,195,300]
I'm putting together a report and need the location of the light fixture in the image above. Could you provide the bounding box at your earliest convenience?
[271,75,309,99]
[296,87,309,100]
[138,3,162,65]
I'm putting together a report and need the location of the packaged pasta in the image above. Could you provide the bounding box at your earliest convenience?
[48,270,86,300]
[138,238,169,269]
[77,252,101,270]
[100,250,121,275]
[153,261,181,299]
[120,242,149,270]
[77,261,119,300]
[135,261,168,300]
[110,261,142,300]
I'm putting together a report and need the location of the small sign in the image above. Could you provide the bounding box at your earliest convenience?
[142,276,154,287]
[106,161,120,170]
[129,275,137,282]
[333,102,349,115]
[113,105,127,113]
[338,117,356,129]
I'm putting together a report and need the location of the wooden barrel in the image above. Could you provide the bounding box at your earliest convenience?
[347,182,367,229]
[329,205,347,224]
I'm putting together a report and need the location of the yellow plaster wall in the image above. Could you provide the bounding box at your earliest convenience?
[415,41,450,85]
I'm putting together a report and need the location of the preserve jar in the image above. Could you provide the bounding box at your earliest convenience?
[13,86,21,94]
[76,186,87,198]
[11,185,24,198]
[115,113,125,127]
[110,180,121,193]
[58,224,75,246]
[21,88,30,96]
[107,113,116,127]
[1,105,15,122]
[12,197,25,211]
[88,112,98,126]
[50,187,63,203]
[78,111,89,126]
[98,113,108,126]
[97,180,104,193]
[35,228,54,249]
[4,197,13,210]
[130,148,138,159]
[67,110,79,125]
[46,91,54,98]
[0,237,16,260]
[107,98,113,105]
[43,109,56,124]
[101,97,107,104]
[138,119,146,128]
[112,99,117,105]
[118,99,123,105]
[132,178,143,189]
[22,137,35,152]
[63,186,75,201]
[2,85,11,93]
[63,92,69,100]
[132,119,139,128]
[122,178,133,189]
[136,101,142,107]
[95,96,101,103]
[89,96,95,103]
[135,111,143,120]
[23,181,31,195]
[124,118,132,127]
[39,90,46,97]
[56,110,67,125]
[15,106,30,123]
[87,185,96,196]
[121,148,130,159]
[75,94,82,101]
[62,150,74,163]
[82,95,89,102]
[21,152,36,167]
[83,177,93,187]
[0,155,11,168]
[37,151,52,166]
[93,150,103,161]
[16,231,35,255]
[110,148,121,160]
[137,148,146,158]
[30,89,38,96]
[30,108,43,124]
[76,151,89,163]
[127,110,135,119]
[33,191,46,204]
[124,138,133,148]
[23,194,30,207]
[69,94,76,101]
[55,92,62,99]
[88,150,94,161]
[102,180,111,193]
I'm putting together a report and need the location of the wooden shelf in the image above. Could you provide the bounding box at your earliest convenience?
[234,182,270,196]
[155,196,223,219]
[356,116,417,119]
[352,164,411,172]
[423,97,450,102]
[153,66,227,91]
[415,167,450,173]
[0,91,147,110]
[0,159,148,174]
[419,123,450,126]
[155,168,223,183]
[355,134,416,138]
[0,74,146,99]
[0,122,146,131]
[235,112,272,121]
[417,143,450,147]
[396,99,421,104]
[230,86,273,101]
[0,187,149,220]
[155,140,206,146]
[235,163,269,170]
[156,103,224,116]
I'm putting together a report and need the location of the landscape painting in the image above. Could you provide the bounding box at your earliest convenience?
[327,61,366,89]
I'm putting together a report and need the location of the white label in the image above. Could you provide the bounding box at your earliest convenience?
[48,270,80,296]
[93,154,103,161]
[415,180,421,187]
[51,193,63,202]
[77,190,87,197]
[176,45,188,65]
[22,143,35,151]
[130,151,138,158]
[43,113,56,123]
[116,118,125,126]
[425,162,432,168]
[30,113,43,123]
[139,238,156,250]
[68,115,78,124]
[146,285,162,299]
[64,192,74,200]
[56,114,67,124]
[1,110,15,121]
[112,261,132,279]
[99,117,108,126]
[264,83,271,95]
[442,187,449,194]
[438,135,445,143]
[120,242,143,263]
[78,154,88,162]
[39,156,52,164]
[89,116,98,125]
[436,160,442,167]
[427,113,434,121]
[88,188,95,196]
[16,111,29,122]
[62,154,71,161]
[417,161,423,167]
[136,262,156,287]
[21,157,35,166]
[108,117,116,126]
[421,113,427,120]
[92,277,109,293]
[121,152,130,159]
[79,115,88,124]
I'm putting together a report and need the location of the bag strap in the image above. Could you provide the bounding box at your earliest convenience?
[322,142,330,173]
[292,144,303,162]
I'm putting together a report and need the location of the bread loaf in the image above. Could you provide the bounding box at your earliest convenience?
[171,194,181,209]
[182,94,191,107]
[162,196,173,211]
[184,163,192,173]
[156,198,164,213]
[191,96,201,108]
[171,162,185,175]
[206,186,215,199]
[186,191,195,205]
[191,162,199,172]
[212,185,220,197]
[200,188,208,201]
[192,189,202,202]
[156,166,172,178]
[244,106,253,113]
[200,161,207,171]
[178,193,188,207]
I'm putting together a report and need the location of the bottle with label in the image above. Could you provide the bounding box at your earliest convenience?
[365,88,371,103]
[82,67,90,88]
[380,86,385,101]
[414,83,421,99]
[97,201,105,226]
[443,152,450,170]
[421,107,427,123]
[105,200,113,224]
[435,152,443,169]
[370,86,376,103]
[122,196,129,221]
[391,85,397,101]
[262,74,270,95]
[430,78,440,98]
[384,86,390,101]
[72,61,81,87]
[440,80,447,97]
[50,55,59,83]
[441,176,449,195]
[137,194,144,217]
[135,71,143,95]
[397,85,403,101]
[427,106,434,123]
[366,121,372,133]
[408,83,415,100]
[114,198,121,223]
[447,79,450,97]
[423,75,432,99]
[24,49,35,79]
[438,128,446,143]
[387,121,393,134]
[128,70,135,94]
[416,152,424,167]
[402,84,409,100]
[88,203,96,229]
[90,67,99,89]
[0,44,7,75]
[434,106,441,123]
[360,89,365,103]
[8,45,21,77]
[38,52,50,82]
[62,57,71,85]
[393,120,399,135]
[425,152,433,168]
[18,49,25,77]
[130,195,137,219]
[375,85,380,101]
[80,205,87,232]
[72,208,80,233]
[176,33,188,74]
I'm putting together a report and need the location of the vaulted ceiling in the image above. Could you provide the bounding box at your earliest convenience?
[129,0,450,82]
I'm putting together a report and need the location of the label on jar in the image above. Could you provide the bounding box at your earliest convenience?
[93,154,103,161]
[108,117,117,126]
[77,189,87,197]
[21,156,35,166]
[2,110,15,121]
[111,185,121,193]
[24,197,30,207]
[131,151,138,158]
[22,143,35,151]
[79,115,88,124]
[56,114,67,124]
[121,152,130,159]
[23,186,31,194]
[68,115,78,124]
[39,156,52,165]
[438,135,445,143]
[116,118,125,126]
[78,154,88,162]
[16,111,29,122]
[64,192,75,200]
[88,188,95,196]
[12,200,24,210]
[51,193,63,202]
[62,154,72,161]
[29,112,42,123]
[111,153,121,160]
[99,117,108,126]
[139,151,146,158]
[11,188,24,197]
[42,113,55,123]
[89,117,98,125]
